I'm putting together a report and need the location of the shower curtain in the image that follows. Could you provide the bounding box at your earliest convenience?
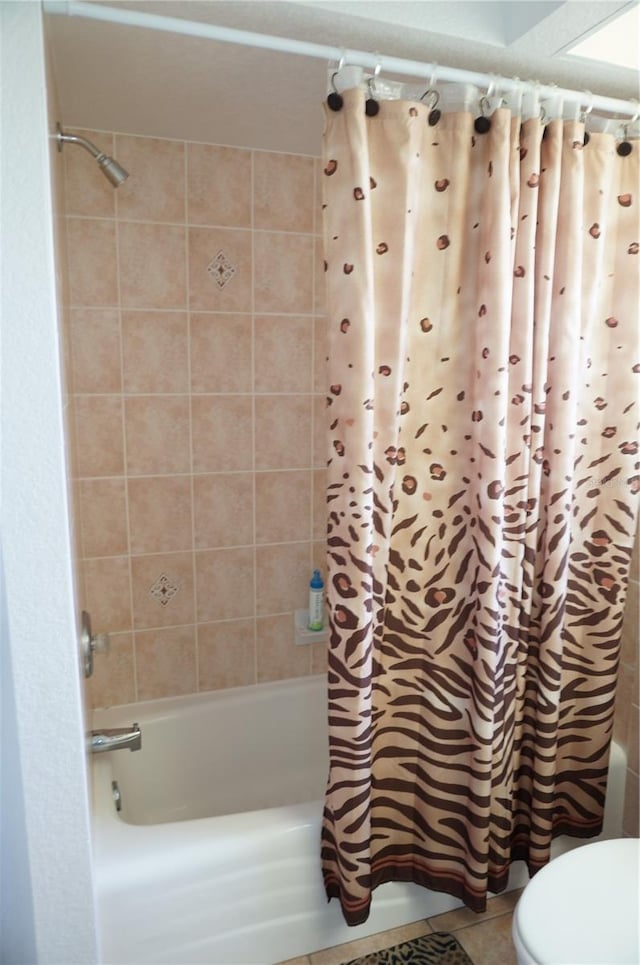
[320,88,639,924]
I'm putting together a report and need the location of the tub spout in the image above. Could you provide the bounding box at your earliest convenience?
[89,724,141,754]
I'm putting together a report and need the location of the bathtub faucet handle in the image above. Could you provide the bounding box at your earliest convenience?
[80,610,111,678]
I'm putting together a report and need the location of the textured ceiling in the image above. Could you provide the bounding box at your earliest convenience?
[45,0,639,156]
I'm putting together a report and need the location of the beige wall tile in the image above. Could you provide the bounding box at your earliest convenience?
[125,396,190,475]
[313,316,328,394]
[198,619,256,691]
[631,536,639,583]
[314,237,328,314]
[135,626,196,700]
[195,547,255,623]
[314,158,323,236]
[188,226,252,312]
[255,471,311,544]
[87,632,135,709]
[131,551,195,629]
[190,313,252,394]
[122,311,188,394]
[115,135,185,223]
[620,579,639,668]
[75,395,124,477]
[255,395,312,470]
[253,152,314,233]
[254,231,314,314]
[187,143,251,228]
[623,768,639,836]
[256,541,310,615]
[119,222,187,309]
[628,703,639,774]
[128,476,193,554]
[256,613,311,683]
[614,661,634,749]
[255,316,313,394]
[311,541,326,578]
[312,469,327,541]
[310,640,327,675]
[83,556,132,632]
[63,130,116,219]
[313,395,328,468]
[79,477,128,558]
[70,308,121,394]
[193,473,254,549]
[67,218,118,306]
[191,395,253,472]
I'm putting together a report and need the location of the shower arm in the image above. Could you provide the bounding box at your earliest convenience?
[55,123,129,186]
[56,124,108,163]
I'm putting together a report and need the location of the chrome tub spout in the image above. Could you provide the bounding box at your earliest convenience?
[89,724,141,754]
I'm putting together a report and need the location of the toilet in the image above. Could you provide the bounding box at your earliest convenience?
[512,838,640,964]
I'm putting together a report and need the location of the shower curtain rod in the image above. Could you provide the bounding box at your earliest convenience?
[44,0,639,119]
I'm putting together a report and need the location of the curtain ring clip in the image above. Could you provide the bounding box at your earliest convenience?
[365,58,381,117]
[421,63,441,125]
[327,70,344,112]
[579,90,593,144]
[474,92,492,134]
[617,120,633,156]
[421,87,441,126]
[579,90,593,122]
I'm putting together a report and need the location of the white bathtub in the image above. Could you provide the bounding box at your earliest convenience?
[91,674,627,965]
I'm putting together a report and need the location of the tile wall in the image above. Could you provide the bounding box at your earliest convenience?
[62,131,328,707]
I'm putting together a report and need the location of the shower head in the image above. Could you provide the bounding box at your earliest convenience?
[56,124,129,187]
[97,154,129,188]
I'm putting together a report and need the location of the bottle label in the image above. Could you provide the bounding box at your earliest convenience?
[309,590,324,630]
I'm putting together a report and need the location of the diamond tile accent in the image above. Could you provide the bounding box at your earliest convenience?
[149,573,179,606]
[207,250,236,289]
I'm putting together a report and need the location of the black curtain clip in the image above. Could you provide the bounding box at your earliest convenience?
[474,94,492,134]
[327,71,344,112]
[616,112,638,156]
[365,63,381,117]
[421,88,441,127]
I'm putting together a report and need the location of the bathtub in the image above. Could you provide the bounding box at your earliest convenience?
[91,674,627,965]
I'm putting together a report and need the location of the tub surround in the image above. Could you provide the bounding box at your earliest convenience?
[61,130,328,708]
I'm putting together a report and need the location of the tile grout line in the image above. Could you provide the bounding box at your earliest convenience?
[65,211,319,237]
[184,138,200,696]
[308,160,319,675]
[251,148,259,686]
[114,132,139,704]
[69,305,320,318]
[76,127,321,160]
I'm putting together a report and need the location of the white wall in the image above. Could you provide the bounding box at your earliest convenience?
[0,3,98,962]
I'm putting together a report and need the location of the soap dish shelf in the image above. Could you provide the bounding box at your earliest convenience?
[294,609,329,645]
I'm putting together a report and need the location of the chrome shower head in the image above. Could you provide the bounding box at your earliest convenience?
[97,154,129,187]
[56,124,129,187]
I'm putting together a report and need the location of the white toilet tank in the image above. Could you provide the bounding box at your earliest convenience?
[513,838,640,965]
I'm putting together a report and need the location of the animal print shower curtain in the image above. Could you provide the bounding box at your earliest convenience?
[320,88,639,924]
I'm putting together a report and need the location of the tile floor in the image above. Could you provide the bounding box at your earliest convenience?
[279,889,523,965]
